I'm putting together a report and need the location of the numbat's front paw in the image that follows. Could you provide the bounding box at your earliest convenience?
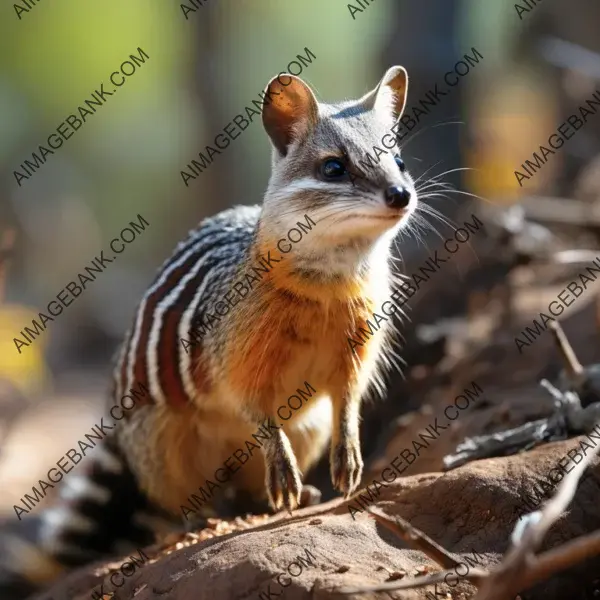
[265,446,303,513]
[330,438,363,497]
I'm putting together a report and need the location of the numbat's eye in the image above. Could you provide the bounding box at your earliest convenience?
[395,156,406,173]
[320,158,347,180]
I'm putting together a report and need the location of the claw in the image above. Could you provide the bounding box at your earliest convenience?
[330,438,363,496]
[265,437,303,513]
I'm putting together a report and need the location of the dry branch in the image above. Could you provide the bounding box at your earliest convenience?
[337,566,484,595]
[474,428,600,600]
[337,437,600,599]
[366,506,467,571]
[337,507,485,596]
[548,320,584,381]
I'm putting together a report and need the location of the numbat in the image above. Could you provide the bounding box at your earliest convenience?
[1,66,417,599]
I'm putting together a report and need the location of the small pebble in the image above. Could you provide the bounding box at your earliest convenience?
[336,565,350,574]
[310,519,323,525]
[386,570,406,582]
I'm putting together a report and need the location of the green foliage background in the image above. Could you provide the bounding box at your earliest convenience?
[1,1,397,354]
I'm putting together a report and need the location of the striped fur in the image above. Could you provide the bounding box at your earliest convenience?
[115,206,260,412]
[0,435,173,600]
[38,436,166,566]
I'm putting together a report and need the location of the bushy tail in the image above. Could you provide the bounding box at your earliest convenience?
[0,435,174,600]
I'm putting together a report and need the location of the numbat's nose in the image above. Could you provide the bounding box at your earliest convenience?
[384,185,411,209]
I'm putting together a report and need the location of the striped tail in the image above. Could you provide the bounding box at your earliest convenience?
[0,434,174,600]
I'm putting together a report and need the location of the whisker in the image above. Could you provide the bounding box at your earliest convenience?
[399,119,467,152]
[417,205,462,235]
[429,187,497,206]
[427,166,476,180]
[413,160,447,186]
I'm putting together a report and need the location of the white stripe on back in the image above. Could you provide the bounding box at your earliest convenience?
[146,253,212,404]
[125,232,211,394]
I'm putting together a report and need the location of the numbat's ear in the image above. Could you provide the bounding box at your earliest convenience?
[262,74,319,156]
[361,66,409,118]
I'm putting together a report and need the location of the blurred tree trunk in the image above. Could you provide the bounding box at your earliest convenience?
[516,0,600,197]
[192,5,237,216]
[381,0,466,249]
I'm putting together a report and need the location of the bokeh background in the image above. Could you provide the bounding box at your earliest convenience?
[2,0,600,518]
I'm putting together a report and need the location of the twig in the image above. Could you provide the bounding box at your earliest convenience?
[337,566,486,595]
[514,528,600,592]
[337,507,486,595]
[336,530,600,598]
[338,437,600,598]
[474,433,600,600]
[514,433,600,549]
[548,321,584,382]
[366,506,468,571]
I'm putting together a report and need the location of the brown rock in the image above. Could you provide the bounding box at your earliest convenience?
[37,438,600,600]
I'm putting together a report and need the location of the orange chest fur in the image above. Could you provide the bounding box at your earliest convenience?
[224,291,376,400]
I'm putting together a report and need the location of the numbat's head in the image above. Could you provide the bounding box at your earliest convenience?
[260,66,416,275]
